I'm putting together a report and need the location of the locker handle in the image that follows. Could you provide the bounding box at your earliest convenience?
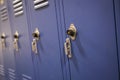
[13,31,19,51]
[32,28,40,54]
[1,33,6,48]
[64,38,72,58]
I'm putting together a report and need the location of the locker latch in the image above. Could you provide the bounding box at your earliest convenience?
[64,38,72,58]
[0,0,4,5]
[1,33,6,48]
[13,31,19,51]
[32,28,40,54]
[66,24,77,40]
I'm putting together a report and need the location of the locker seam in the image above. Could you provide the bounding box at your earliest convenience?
[24,0,37,80]
[112,0,120,79]
[54,0,65,80]
[60,0,72,80]
[22,0,37,79]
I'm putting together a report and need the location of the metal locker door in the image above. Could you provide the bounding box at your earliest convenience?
[0,0,16,80]
[60,0,119,80]
[7,0,35,80]
[114,0,120,75]
[26,0,64,80]
[0,17,5,80]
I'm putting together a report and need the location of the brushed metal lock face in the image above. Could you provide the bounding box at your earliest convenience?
[64,38,72,58]
[32,28,40,54]
[13,31,19,51]
[66,24,77,40]
[1,33,6,48]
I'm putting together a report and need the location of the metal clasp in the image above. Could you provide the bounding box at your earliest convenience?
[13,31,19,51]
[1,33,6,48]
[64,38,72,58]
[32,28,40,54]
[66,24,77,40]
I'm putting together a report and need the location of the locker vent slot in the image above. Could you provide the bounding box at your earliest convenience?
[13,0,23,16]
[22,74,32,80]
[0,65,5,76]
[8,68,16,80]
[34,0,49,10]
[0,6,8,21]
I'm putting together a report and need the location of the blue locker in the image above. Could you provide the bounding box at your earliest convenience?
[7,0,36,80]
[0,17,5,80]
[114,0,120,75]
[59,0,119,80]
[0,0,16,80]
[26,0,64,80]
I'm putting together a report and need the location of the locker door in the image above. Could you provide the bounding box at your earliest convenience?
[26,0,64,80]
[0,18,5,80]
[114,0,120,74]
[0,0,16,80]
[60,0,119,80]
[7,0,36,80]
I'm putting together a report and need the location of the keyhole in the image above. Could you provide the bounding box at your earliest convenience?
[67,30,75,37]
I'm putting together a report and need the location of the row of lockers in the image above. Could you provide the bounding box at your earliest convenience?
[0,0,120,80]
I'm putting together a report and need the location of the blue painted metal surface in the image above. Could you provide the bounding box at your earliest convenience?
[7,0,36,80]
[25,0,64,80]
[0,16,5,80]
[0,0,16,80]
[0,0,119,80]
[60,0,119,80]
[114,0,120,77]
